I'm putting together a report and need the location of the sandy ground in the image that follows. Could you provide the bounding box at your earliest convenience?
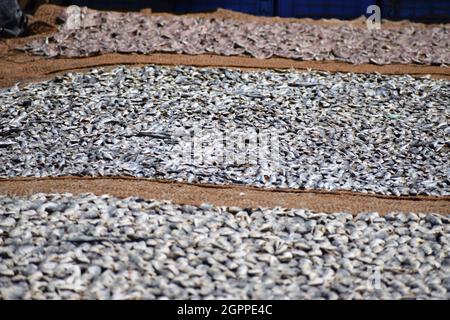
[1,177,448,215]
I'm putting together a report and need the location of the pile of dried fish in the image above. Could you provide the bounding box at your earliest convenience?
[22,6,450,65]
[1,65,449,196]
[0,193,448,299]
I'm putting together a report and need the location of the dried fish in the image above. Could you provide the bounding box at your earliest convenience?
[0,65,448,197]
[22,6,450,66]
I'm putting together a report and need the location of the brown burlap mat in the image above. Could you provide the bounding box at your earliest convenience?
[1,177,448,215]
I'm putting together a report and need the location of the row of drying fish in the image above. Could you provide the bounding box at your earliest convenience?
[22,5,450,65]
[0,193,448,299]
[0,65,448,196]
